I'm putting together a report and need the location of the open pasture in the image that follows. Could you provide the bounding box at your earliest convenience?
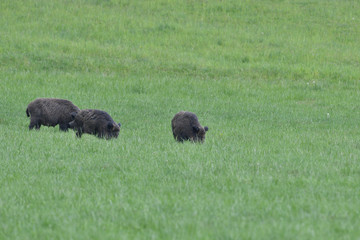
[1,0,360,239]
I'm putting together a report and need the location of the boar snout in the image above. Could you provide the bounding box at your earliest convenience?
[68,120,76,129]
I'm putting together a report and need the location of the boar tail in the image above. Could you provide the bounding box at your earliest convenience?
[26,108,30,117]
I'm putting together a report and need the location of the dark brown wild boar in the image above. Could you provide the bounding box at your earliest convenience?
[171,111,209,143]
[69,109,121,140]
[26,98,80,131]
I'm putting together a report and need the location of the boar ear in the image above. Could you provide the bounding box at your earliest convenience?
[204,126,209,132]
[192,126,199,133]
[118,122,122,127]
[107,122,113,130]
[71,112,77,120]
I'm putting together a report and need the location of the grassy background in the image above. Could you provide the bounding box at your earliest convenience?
[1,0,360,239]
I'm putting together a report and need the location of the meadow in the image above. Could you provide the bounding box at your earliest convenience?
[1,0,360,239]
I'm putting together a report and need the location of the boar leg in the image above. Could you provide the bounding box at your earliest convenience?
[76,131,82,138]
[29,123,35,130]
[180,133,190,142]
[29,119,41,130]
[59,124,69,132]
[175,136,184,143]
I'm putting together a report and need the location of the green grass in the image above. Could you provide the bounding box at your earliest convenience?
[1,0,360,239]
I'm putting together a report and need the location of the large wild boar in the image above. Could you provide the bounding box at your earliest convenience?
[26,98,80,131]
[171,111,209,143]
[69,109,121,140]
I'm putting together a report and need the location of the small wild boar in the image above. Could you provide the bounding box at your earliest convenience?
[171,111,209,143]
[26,98,80,131]
[69,109,121,140]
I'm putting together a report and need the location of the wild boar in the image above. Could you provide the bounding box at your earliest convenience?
[26,98,80,131]
[171,111,209,143]
[69,109,121,140]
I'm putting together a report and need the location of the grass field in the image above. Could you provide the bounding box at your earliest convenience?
[1,0,360,239]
